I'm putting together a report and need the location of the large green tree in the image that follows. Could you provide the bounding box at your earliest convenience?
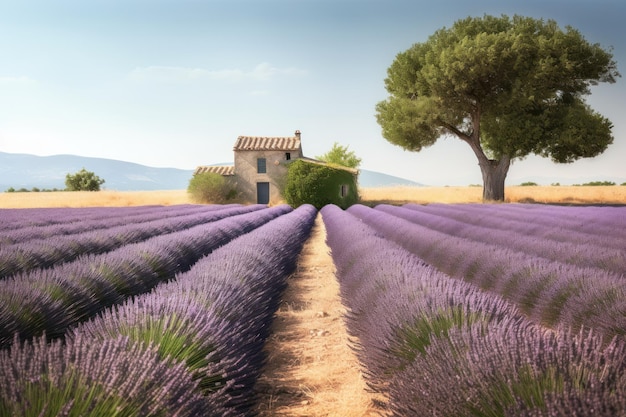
[376,14,620,201]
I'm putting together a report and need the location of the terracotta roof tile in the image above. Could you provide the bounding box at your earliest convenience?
[194,165,235,176]
[233,135,301,151]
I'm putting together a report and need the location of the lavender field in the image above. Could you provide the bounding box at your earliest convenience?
[321,203,626,416]
[1,201,625,416]
[0,203,317,416]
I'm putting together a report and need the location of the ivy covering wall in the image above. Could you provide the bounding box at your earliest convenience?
[283,159,359,209]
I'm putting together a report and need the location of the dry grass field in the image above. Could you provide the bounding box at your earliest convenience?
[359,185,626,206]
[0,189,192,208]
[1,185,624,208]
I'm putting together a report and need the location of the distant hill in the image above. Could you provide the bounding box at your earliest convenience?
[0,152,421,191]
[0,152,195,191]
[357,169,422,187]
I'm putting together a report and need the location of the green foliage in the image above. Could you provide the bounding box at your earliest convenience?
[116,314,224,395]
[391,306,487,369]
[520,182,538,186]
[65,168,105,191]
[187,172,237,204]
[315,142,362,168]
[0,375,135,417]
[468,365,565,417]
[5,187,64,193]
[283,159,358,209]
[580,180,616,186]
[376,14,620,200]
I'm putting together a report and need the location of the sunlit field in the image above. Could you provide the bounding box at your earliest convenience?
[0,185,624,208]
[359,185,626,205]
[0,190,192,208]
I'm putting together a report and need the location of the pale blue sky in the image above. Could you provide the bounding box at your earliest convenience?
[1,0,624,186]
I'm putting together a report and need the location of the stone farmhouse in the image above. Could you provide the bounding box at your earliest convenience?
[194,130,357,205]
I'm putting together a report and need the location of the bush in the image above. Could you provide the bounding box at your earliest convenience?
[283,159,358,209]
[520,182,538,186]
[65,168,105,191]
[187,172,237,204]
[582,181,616,186]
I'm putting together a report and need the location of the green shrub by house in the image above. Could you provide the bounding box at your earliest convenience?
[283,159,358,209]
[187,172,237,204]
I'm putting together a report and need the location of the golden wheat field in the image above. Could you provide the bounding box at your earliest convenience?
[0,185,624,209]
[359,185,626,205]
[0,190,192,208]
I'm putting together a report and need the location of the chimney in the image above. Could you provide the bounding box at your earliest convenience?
[295,130,301,139]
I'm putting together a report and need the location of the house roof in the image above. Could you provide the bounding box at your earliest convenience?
[194,165,235,176]
[233,135,301,151]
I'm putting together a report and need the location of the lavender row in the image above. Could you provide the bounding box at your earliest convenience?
[0,204,265,279]
[0,205,290,348]
[432,201,626,230]
[0,204,185,232]
[403,202,626,252]
[320,205,525,390]
[495,202,626,230]
[377,204,625,274]
[0,334,208,416]
[347,204,626,340]
[0,203,227,245]
[0,204,317,416]
[321,204,626,416]
[405,203,626,245]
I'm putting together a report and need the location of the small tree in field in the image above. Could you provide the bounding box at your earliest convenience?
[316,142,362,169]
[187,172,236,204]
[65,168,105,191]
[376,14,619,201]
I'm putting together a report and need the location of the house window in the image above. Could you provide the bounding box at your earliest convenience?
[257,158,267,173]
[285,152,291,161]
[340,184,348,197]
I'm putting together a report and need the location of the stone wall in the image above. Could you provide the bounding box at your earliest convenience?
[234,149,302,204]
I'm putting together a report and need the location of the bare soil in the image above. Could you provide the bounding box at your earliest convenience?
[254,214,381,417]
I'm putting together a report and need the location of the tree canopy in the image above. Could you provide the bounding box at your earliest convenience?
[376,14,620,200]
[315,142,362,169]
[65,168,105,191]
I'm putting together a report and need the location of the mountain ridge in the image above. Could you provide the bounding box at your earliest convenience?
[0,152,422,191]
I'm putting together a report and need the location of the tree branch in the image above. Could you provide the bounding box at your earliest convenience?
[439,120,472,143]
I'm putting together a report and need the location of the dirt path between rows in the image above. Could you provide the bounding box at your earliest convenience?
[254,214,381,416]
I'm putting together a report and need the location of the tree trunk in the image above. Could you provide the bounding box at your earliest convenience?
[479,156,511,201]
[449,106,511,202]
